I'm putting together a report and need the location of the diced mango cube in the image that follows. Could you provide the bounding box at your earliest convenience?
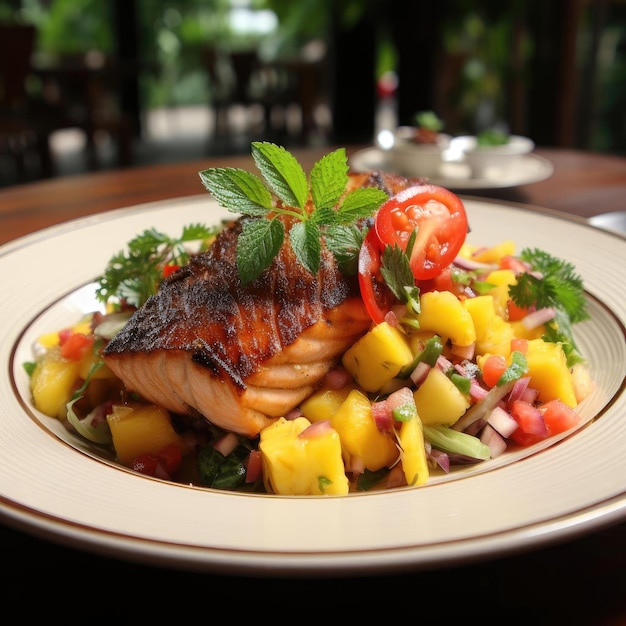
[525,339,577,407]
[415,290,476,347]
[107,402,184,466]
[471,240,516,264]
[413,368,470,426]
[259,417,348,495]
[397,412,429,487]
[299,384,356,423]
[342,321,413,392]
[484,269,517,318]
[475,315,515,357]
[331,389,398,472]
[30,348,81,419]
[462,295,496,342]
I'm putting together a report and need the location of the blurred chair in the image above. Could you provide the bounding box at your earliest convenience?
[0,23,54,181]
[0,22,133,184]
[202,47,262,137]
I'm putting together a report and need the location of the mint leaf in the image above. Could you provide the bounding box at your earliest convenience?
[251,142,308,209]
[325,224,363,275]
[339,187,388,223]
[199,143,389,284]
[289,221,322,274]
[237,218,284,284]
[310,148,349,210]
[198,167,272,217]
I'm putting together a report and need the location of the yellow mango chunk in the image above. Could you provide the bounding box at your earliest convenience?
[397,415,429,487]
[484,269,517,318]
[259,417,348,495]
[475,315,515,358]
[462,295,496,342]
[299,384,356,423]
[107,402,184,466]
[342,321,413,393]
[30,349,80,419]
[413,368,470,426]
[331,389,398,472]
[415,290,476,347]
[471,240,516,264]
[525,339,577,407]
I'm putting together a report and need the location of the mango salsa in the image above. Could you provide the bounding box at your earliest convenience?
[259,417,348,495]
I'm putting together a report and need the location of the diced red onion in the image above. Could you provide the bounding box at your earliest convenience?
[452,380,516,432]
[410,361,431,385]
[487,406,519,437]
[521,306,556,330]
[453,255,498,272]
[428,448,450,473]
[299,419,334,439]
[436,354,453,372]
[480,423,507,458]
[371,399,394,431]
[507,376,531,404]
[324,366,351,390]
[213,431,240,456]
[450,342,476,361]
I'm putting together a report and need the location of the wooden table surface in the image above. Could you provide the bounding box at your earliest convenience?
[0,145,624,621]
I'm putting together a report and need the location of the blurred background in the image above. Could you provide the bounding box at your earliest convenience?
[1,0,625,187]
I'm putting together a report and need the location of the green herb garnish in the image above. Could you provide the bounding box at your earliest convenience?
[508,247,589,365]
[414,110,444,132]
[95,224,218,307]
[199,142,387,284]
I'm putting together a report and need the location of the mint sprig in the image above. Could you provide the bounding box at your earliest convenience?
[198,142,388,284]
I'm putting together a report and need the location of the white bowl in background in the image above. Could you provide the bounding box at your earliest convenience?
[386,125,451,178]
[452,135,535,179]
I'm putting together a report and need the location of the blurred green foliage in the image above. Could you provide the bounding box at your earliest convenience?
[1,0,624,153]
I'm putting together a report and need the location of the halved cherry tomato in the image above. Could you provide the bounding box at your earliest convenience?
[357,228,395,323]
[375,184,468,280]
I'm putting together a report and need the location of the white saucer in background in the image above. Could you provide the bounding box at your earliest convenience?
[349,146,554,190]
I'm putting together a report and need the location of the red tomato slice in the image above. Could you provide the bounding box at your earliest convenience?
[375,184,468,280]
[357,228,395,323]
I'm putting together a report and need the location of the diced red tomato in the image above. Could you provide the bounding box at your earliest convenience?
[245,450,263,483]
[481,355,508,388]
[162,264,181,278]
[59,332,94,361]
[374,184,468,280]
[130,443,182,478]
[157,443,183,475]
[509,399,548,446]
[541,399,581,435]
[507,299,534,321]
[499,255,529,274]
[510,338,528,354]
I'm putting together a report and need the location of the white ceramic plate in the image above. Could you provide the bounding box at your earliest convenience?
[2,195,625,576]
[350,146,554,189]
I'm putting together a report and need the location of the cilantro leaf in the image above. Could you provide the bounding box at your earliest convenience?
[512,247,589,323]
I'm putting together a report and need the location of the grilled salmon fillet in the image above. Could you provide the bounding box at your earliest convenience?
[103,170,423,437]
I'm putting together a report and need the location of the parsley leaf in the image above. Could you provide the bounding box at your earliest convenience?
[199,142,387,284]
[95,224,218,307]
[508,247,589,365]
